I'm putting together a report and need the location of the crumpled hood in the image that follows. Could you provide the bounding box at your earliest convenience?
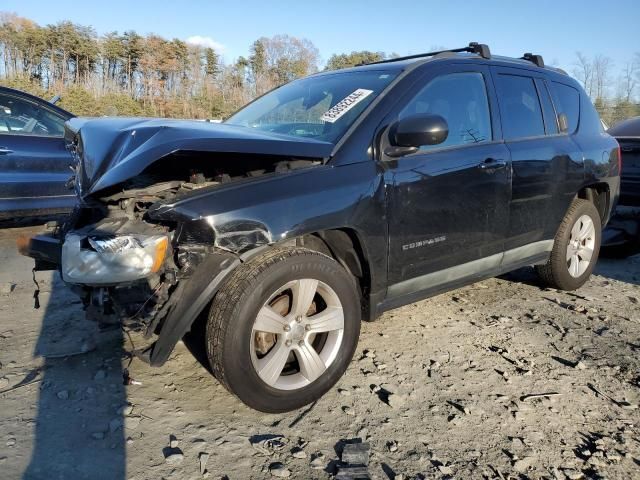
[67,117,334,197]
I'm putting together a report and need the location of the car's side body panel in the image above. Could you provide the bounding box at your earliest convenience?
[0,133,77,218]
[384,140,512,287]
[490,66,582,251]
[149,161,388,293]
[0,87,75,220]
[375,63,512,295]
[139,160,387,365]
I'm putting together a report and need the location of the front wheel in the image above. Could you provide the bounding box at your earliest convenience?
[205,247,361,413]
[535,198,601,290]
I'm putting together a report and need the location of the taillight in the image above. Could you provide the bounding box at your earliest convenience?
[617,143,622,174]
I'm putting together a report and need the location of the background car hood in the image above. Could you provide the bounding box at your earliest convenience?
[67,117,334,196]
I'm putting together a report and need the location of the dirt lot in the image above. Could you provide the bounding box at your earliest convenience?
[0,225,639,480]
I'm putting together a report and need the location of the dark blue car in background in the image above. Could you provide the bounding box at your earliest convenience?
[601,116,640,256]
[0,86,75,222]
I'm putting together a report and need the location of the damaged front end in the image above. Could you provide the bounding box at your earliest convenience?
[19,117,328,366]
[20,175,241,366]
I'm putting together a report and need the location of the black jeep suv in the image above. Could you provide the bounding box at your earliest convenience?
[21,43,620,412]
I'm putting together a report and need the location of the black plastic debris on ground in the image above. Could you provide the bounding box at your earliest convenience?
[335,442,371,480]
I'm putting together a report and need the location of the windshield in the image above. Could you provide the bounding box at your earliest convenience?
[226,70,398,143]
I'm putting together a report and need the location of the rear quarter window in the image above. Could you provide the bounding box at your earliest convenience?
[551,82,580,134]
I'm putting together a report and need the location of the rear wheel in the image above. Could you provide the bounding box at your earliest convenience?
[205,247,360,412]
[535,199,601,290]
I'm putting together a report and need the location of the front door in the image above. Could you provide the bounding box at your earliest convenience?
[382,65,511,300]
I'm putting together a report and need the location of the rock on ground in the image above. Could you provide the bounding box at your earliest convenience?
[0,225,639,479]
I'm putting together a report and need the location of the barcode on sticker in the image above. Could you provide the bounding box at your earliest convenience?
[320,89,373,123]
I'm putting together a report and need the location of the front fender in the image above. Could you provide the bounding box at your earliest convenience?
[147,162,386,258]
[141,161,387,364]
[140,251,239,366]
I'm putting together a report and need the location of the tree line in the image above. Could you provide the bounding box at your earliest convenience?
[0,11,638,125]
[0,12,328,118]
[571,51,640,126]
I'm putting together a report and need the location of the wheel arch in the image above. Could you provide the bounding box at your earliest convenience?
[243,228,375,321]
[577,182,610,224]
[298,229,372,320]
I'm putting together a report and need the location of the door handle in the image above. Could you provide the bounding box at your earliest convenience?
[0,147,13,155]
[478,158,507,170]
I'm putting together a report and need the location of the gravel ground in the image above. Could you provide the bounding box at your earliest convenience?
[0,225,639,480]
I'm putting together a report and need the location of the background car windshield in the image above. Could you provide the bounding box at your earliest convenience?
[225,70,398,143]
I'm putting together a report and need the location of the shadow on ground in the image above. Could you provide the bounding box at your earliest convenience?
[500,253,640,288]
[23,273,127,480]
[594,254,640,286]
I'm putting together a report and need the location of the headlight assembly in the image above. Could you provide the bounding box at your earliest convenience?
[62,233,169,285]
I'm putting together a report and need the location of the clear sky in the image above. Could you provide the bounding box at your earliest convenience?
[2,0,638,75]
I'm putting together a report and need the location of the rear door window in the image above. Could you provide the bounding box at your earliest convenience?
[495,74,545,140]
[551,82,580,134]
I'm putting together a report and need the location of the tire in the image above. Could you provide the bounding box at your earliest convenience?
[535,198,601,290]
[205,246,361,413]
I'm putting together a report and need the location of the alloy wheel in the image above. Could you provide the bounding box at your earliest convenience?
[250,279,344,390]
[566,214,595,278]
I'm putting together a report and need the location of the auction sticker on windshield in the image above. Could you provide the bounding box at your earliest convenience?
[321,89,373,123]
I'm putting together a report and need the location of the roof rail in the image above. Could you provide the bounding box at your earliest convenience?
[521,52,545,68]
[363,42,491,66]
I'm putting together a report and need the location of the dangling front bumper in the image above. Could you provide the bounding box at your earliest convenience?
[17,233,62,271]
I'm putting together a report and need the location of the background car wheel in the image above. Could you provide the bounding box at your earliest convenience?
[535,198,601,290]
[205,246,361,413]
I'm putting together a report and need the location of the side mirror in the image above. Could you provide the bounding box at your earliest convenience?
[386,114,448,157]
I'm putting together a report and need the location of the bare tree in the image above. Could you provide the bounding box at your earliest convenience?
[592,54,612,101]
[636,52,640,92]
[573,52,593,97]
[259,34,320,85]
[618,60,638,102]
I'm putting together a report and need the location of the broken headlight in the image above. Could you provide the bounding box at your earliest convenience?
[62,233,169,285]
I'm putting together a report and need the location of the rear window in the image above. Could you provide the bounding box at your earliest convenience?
[496,74,545,140]
[552,82,580,134]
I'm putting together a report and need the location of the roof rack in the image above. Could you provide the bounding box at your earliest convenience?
[521,52,544,68]
[363,42,491,66]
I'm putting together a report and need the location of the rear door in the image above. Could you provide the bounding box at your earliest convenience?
[491,67,583,258]
[0,89,75,218]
